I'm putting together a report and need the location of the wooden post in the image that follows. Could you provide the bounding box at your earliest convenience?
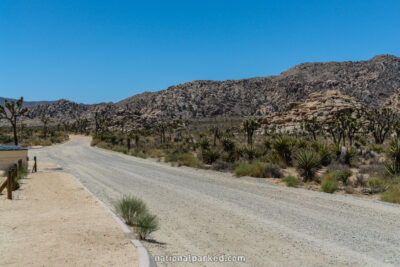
[32,156,37,173]
[7,166,13,199]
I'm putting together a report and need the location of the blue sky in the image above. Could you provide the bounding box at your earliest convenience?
[1,0,399,104]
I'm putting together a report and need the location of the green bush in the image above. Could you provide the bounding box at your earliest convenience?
[330,169,352,185]
[272,136,293,166]
[17,165,28,180]
[368,144,385,153]
[114,196,147,226]
[283,176,299,187]
[165,152,203,168]
[130,151,147,159]
[135,212,159,240]
[381,184,400,203]
[221,137,235,152]
[368,177,388,193]
[295,150,321,182]
[321,180,338,193]
[234,161,282,178]
[113,146,128,154]
[202,149,220,164]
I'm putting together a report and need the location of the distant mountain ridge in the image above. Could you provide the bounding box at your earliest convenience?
[0,97,55,108]
[5,54,400,128]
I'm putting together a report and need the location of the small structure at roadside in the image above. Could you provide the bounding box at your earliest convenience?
[0,145,28,170]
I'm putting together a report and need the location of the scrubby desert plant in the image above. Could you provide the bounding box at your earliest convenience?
[221,137,235,152]
[283,176,299,187]
[295,150,321,182]
[381,184,400,203]
[135,212,159,240]
[385,138,400,175]
[330,169,352,185]
[321,180,338,193]
[114,196,147,226]
[368,177,388,193]
[130,151,147,159]
[202,149,220,164]
[234,161,282,178]
[272,136,293,166]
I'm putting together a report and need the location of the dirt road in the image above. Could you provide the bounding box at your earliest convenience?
[30,136,400,266]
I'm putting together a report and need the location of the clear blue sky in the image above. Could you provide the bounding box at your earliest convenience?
[1,0,399,104]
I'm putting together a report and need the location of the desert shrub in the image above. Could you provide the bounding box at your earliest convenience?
[114,196,147,226]
[385,138,400,175]
[283,176,299,187]
[130,151,147,159]
[272,136,293,166]
[368,144,385,153]
[381,184,400,203]
[17,165,28,180]
[234,161,282,178]
[41,139,52,146]
[211,160,233,172]
[199,137,210,150]
[321,180,338,193]
[113,146,128,154]
[295,150,321,182]
[330,169,352,185]
[221,137,235,152]
[312,143,332,166]
[32,139,41,146]
[147,149,165,158]
[344,146,357,166]
[265,150,282,166]
[355,174,367,187]
[165,152,203,168]
[368,177,388,193]
[202,149,220,164]
[295,138,309,149]
[135,212,159,240]
[244,146,256,161]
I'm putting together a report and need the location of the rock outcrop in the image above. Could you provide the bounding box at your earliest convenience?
[260,90,365,132]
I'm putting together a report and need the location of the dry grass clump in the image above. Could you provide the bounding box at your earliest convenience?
[234,161,282,178]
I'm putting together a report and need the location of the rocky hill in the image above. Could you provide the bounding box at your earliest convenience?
[260,90,365,133]
[17,54,400,128]
[0,97,55,108]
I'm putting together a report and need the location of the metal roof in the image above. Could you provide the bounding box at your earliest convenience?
[0,145,28,151]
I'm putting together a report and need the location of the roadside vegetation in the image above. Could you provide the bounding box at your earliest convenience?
[114,195,159,240]
[90,110,400,204]
[2,96,400,204]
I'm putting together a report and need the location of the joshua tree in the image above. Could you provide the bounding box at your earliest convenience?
[365,108,397,144]
[156,122,167,144]
[94,112,107,137]
[0,97,28,145]
[302,116,321,140]
[242,118,260,146]
[210,126,220,147]
[41,113,50,138]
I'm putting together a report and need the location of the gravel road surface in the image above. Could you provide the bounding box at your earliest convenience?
[30,136,400,266]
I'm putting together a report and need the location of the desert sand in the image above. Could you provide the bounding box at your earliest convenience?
[0,165,138,266]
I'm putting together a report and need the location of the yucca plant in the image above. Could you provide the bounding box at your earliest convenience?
[114,196,148,226]
[135,212,159,240]
[202,149,220,164]
[386,138,400,175]
[296,150,321,182]
[272,136,293,166]
[221,137,235,152]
